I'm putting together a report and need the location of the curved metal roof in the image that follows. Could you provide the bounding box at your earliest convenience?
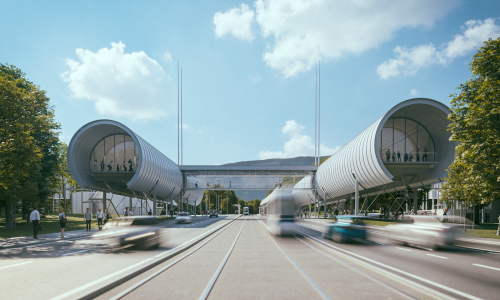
[315,98,456,199]
[67,120,182,200]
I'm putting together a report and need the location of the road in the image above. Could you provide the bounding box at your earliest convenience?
[1,215,499,300]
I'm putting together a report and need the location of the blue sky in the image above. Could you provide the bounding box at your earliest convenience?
[1,0,499,165]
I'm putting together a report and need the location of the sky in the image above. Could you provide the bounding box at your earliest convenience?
[1,0,499,165]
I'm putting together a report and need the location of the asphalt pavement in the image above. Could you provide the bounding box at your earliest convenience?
[1,215,499,300]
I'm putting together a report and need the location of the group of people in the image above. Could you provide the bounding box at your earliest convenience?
[83,208,112,232]
[204,180,229,188]
[94,159,135,172]
[384,147,429,163]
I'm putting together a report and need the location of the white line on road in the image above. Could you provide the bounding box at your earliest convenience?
[62,250,88,256]
[50,258,153,300]
[395,247,412,251]
[473,263,500,271]
[0,261,34,270]
[426,254,448,259]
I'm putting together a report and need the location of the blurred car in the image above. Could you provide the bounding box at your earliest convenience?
[176,212,192,223]
[322,216,367,243]
[386,215,456,249]
[267,216,295,236]
[99,216,163,249]
[209,210,218,218]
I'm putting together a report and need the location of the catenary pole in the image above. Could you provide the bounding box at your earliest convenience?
[318,61,321,164]
[177,61,179,165]
[315,67,317,166]
[181,68,183,165]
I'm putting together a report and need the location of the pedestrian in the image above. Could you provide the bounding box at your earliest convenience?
[104,209,111,225]
[404,153,408,162]
[416,149,420,162]
[148,209,152,216]
[84,208,92,231]
[392,151,396,162]
[30,207,40,239]
[100,160,104,172]
[94,159,98,171]
[423,147,428,162]
[195,181,198,188]
[124,206,129,216]
[128,159,133,172]
[410,209,415,215]
[386,149,390,162]
[397,151,401,162]
[108,160,113,171]
[96,208,104,231]
[129,208,134,216]
[59,209,66,238]
[410,152,414,162]
[122,161,127,172]
[170,209,174,219]
[116,163,120,172]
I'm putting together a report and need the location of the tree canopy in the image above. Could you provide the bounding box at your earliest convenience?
[442,38,500,205]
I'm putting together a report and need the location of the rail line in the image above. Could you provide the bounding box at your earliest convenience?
[52,216,242,300]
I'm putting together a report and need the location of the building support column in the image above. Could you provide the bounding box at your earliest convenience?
[153,185,157,218]
[350,195,353,215]
[324,194,327,219]
[413,189,418,214]
[309,197,311,218]
[355,180,360,216]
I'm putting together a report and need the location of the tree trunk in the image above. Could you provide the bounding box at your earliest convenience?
[4,204,15,228]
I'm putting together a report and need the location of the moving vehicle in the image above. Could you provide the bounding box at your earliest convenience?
[385,215,457,249]
[209,210,218,218]
[243,207,249,215]
[322,216,367,243]
[176,212,192,223]
[267,216,296,236]
[99,216,163,249]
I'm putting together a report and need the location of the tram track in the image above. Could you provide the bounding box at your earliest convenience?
[51,216,242,300]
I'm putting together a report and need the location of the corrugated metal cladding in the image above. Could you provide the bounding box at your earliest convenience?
[68,120,182,200]
[315,98,454,199]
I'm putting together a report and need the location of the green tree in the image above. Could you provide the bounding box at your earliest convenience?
[0,63,61,227]
[442,38,500,209]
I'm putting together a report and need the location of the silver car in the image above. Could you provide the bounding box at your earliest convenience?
[176,212,192,223]
[386,215,456,249]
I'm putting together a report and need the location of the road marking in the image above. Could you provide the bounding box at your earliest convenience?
[395,247,412,251]
[297,231,482,300]
[426,254,448,259]
[50,258,153,300]
[0,261,34,270]
[473,264,500,271]
[63,250,88,256]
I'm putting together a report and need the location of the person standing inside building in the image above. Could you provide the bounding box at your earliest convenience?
[129,208,134,216]
[59,209,66,238]
[123,161,127,172]
[96,208,104,231]
[397,151,401,162]
[94,159,98,171]
[128,159,133,172]
[84,208,92,231]
[108,160,113,171]
[148,209,152,216]
[124,206,129,216]
[30,207,40,239]
[392,151,396,162]
[404,152,408,162]
[386,149,390,162]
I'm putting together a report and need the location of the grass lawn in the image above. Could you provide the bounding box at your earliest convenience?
[0,213,98,239]
[456,223,500,240]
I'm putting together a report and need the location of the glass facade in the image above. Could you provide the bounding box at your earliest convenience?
[379,118,436,163]
[90,134,139,172]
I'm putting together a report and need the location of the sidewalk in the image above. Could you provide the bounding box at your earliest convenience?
[0,229,92,250]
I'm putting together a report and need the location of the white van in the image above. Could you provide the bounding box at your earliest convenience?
[243,207,249,215]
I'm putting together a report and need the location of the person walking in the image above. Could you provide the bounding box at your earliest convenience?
[148,209,152,216]
[84,208,92,231]
[104,209,111,225]
[195,181,198,188]
[129,208,134,216]
[122,161,127,172]
[386,149,390,162]
[30,207,40,239]
[124,207,129,216]
[96,208,104,231]
[107,160,113,171]
[392,151,396,162]
[128,159,133,172]
[59,209,66,238]
[397,151,401,162]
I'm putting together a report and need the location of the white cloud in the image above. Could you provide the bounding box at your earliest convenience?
[214,0,458,77]
[377,18,500,79]
[259,120,339,159]
[162,51,173,63]
[62,42,168,121]
[214,4,255,42]
[248,74,262,83]
[410,89,419,97]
